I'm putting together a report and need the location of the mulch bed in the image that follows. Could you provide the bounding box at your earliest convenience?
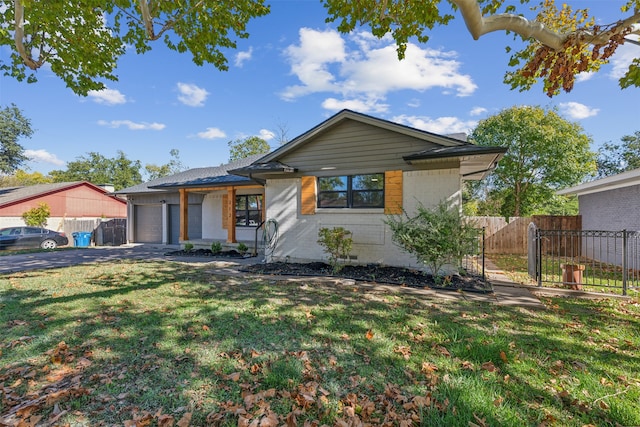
[164,250,492,293]
[241,261,493,293]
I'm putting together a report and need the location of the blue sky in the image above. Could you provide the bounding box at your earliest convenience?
[0,0,638,178]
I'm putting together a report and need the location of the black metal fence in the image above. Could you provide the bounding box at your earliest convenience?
[528,223,640,295]
[461,227,486,281]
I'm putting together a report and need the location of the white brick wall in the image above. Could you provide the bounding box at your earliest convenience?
[265,170,462,273]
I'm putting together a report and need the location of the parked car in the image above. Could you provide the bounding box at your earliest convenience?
[0,227,69,250]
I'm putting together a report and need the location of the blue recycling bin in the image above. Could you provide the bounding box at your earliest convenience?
[72,231,92,247]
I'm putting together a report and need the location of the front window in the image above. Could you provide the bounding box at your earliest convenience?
[236,194,263,227]
[318,174,384,208]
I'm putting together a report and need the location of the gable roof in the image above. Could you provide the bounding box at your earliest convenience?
[0,181,120,208]
[256,109,473,164]
[234,109,505,180]
[116,154,265,194]
[557,168,640,196]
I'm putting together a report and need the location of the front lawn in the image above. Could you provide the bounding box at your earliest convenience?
[1,260,639,426]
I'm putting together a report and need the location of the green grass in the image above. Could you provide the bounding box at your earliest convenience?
[1,260,640,426]
[490,254,640,296]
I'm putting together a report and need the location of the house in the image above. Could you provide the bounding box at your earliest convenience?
[119,110,505,271]
[116,154,265,245]
[0,181,127,231]
[557,168,640,231]
[557,169,640,268]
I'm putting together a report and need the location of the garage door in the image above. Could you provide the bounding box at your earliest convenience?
[134,205,162,243]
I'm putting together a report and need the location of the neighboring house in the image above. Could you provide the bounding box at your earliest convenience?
[120,110,505,271]
[557,169,640,267]
[0,182,126,230]
[557,168,640,232]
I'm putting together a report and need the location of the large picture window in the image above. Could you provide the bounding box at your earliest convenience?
[236,194,263,226]
[318,174,384,208]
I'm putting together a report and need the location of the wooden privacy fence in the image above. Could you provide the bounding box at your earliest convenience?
[467,215,582,255]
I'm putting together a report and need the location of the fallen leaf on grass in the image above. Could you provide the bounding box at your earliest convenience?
[421,362,438,373]
[365,329,374,340]
[481,361,497,372]
[394,346,412,360]
[177,412,192,427]
[500,351,508,363]
[158,414,174,427]
[434,345,451,357]
[226,372,241,382]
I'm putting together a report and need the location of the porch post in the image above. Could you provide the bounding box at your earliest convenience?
[180,189,189,241]
[226,187,237,243]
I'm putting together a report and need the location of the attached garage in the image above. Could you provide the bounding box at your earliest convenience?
[134,205,162,243]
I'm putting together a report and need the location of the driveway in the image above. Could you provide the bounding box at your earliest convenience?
[0,245,176,274]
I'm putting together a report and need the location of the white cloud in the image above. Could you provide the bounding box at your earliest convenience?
[407,99,421,108]
[259,129,275,141]
[176,82,209,107]
[392,114,477,135]
[87,88,127,105]
[470,106,487,116]
[280,28,477,112]
[281,28,346,99]
[235,47,253,67]
[609,35,639,80]
[24,149,65,166]
[321,97,389,114]
[196,127,227,139]
[575,71,595,83]
[558,102,599,120]
[97,120,165,130]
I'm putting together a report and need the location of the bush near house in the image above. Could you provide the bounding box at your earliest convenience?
[317,227,353,273]
[385,201,480,277]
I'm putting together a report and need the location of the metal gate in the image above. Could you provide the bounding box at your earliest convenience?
[528,223,640,295]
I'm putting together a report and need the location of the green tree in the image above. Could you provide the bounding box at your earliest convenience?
[49,151,142,191]
[0,104,32,174]
[1,1,270,95]
[470,106,596,218]
[228,136,270,161]
[22,203,50,227]
[2,1,638,96]
[323,0,640,96]
[0,169,52,187]
[596,131,640,178]
[144,149,187,180]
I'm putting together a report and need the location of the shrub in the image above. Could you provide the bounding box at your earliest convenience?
[237,242,248,255]
[22,203,50,227]
[385,201,480,277]
[183,243,194,252]
[211,241,222,254]
[317,227,353,273]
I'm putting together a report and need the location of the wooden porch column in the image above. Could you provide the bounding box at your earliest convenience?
[226,187,237,243]
[179,188,189,241]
